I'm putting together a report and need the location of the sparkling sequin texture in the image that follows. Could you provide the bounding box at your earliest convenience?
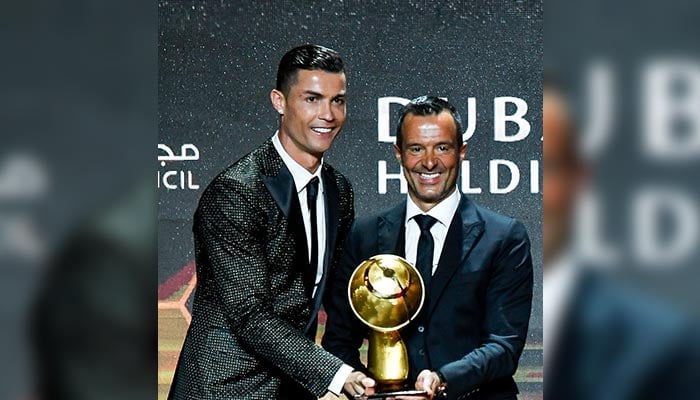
[168,139,354,400]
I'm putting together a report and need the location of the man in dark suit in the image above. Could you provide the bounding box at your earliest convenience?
[323,96,534,400]
[542,77,698,400]
[169,45,374,400]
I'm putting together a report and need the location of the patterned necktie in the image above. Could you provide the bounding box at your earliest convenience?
[413,214,437,290]
[306,177,320,298]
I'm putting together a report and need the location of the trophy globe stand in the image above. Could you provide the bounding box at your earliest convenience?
[348,254,426,395]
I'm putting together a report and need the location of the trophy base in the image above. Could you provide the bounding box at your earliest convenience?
[363,381,429,399]
[362,389,429,399]
[375,380,406,393]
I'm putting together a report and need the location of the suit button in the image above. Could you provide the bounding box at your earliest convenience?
[417,326,425,333]
[418,348,425,355]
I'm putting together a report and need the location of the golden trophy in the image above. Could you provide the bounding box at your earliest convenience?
[348,254,427,397]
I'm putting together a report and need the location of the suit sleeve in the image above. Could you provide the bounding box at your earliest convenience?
[439,219,533,399]
[196,179,344,397]
[322,219,370,373]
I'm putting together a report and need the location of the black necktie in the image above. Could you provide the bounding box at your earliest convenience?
[306,177,320,298]
[414,214,437,291]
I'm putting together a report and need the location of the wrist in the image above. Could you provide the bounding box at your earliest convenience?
[435,370,447,385]
[434,370,448,398]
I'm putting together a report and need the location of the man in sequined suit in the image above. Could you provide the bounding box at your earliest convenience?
[169,45,374,400]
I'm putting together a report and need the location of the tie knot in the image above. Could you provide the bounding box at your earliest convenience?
[306,177,320,205]
[413,214,437,232]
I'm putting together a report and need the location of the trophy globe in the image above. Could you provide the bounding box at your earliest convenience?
[348,254,425,391]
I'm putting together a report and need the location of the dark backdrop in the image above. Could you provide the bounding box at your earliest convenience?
[158,1,542,398]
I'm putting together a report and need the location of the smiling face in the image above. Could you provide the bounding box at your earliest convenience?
[270,69,346,172]
[395,111,466,212]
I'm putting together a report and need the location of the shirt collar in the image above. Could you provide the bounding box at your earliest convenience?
[405,187,461,228]
[544,249,578,295]
[272,131,323,193]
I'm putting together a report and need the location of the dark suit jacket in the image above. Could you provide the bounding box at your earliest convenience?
[322,196,533,400]
[169,139,355,400]
[546,269,698,400]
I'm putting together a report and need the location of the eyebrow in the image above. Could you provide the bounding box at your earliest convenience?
[405,141,455,147]
[302,90,323,97]
[301,90,346,97]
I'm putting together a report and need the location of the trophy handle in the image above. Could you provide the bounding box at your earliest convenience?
[367,330,409,392]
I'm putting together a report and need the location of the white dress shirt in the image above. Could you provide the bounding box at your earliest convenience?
[404,188,461,275]
[272,132,351,395]
[272,132,326,297]
[543,250,578,366]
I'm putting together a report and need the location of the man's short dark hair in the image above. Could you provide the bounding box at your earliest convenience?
[396,96,463,149]
[276,44,344,95]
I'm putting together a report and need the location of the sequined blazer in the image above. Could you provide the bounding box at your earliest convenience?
[169,139,355,400]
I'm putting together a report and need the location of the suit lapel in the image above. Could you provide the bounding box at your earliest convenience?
[427,196,484,316]
[377,202,406,256]
[260,140,328,336]
[262,154,296,220]
[260,142,311,296]
[260,140,298,221]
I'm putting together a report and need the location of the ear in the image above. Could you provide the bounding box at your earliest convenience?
[270,89,285,115]
[394,143,402,163]
[459,142,467,161]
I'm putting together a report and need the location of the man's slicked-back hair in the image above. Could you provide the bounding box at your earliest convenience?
[396,96,463,149]
[276,44,344,95]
